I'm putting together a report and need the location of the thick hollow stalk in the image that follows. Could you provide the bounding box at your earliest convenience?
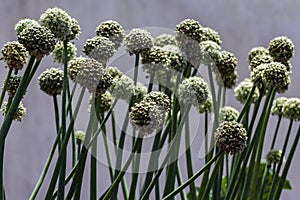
[57,40,69,200]
[44,88,85,200]
[0,68,13,107]
[162,152,223,200]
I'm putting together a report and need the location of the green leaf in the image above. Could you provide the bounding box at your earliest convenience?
[221,162,292,200]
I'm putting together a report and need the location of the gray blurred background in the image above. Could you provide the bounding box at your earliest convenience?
[1,0,300,199]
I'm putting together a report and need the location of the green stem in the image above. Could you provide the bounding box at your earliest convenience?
[140,106,191,200]
[101,138,143,200]
[162,97,180,197]
[268,119,293,200]
[0,56,36,199]
[237,84,256,123]
[0,56,35,142]
[44,88,85,200]
[53,95,61,150]
[67,83,77,167]
[224,91,267,200]
[270,115,282,150]
[204,112,208,162]
[155,180,160,200]
[176,165,187,200]
[203,154,225,199]
[128,140,143,200]
[57,40,69,200]
[139,130,164,197]
[77,144,81,160]
[74,103,98,200]
[259,165,269,200]
[162,152,223,200]
[249,89,276,200]
[184,117,196,200]
[51,162,79,199]
[65,99,116,199]
[0,68,13,107]
[273,125,300,200]
[29,136,59,200]
[90,118,98,200]
[0,142,4,200]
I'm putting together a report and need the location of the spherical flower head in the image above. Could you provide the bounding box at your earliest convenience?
[261,62,290,93]
[234,78,260,104]
[182,41,203,68]
[282,98,300,121]
[268,36,294,62]
[133,83,147,104]
[52,41,77,64]
[141,46,169,66]
[39,7,72,40]
[110,75,135,102]
[95,72,113,97]
[266,149,283,165]
[219,106,239,123]
[95,20,125,49]
[96,91,113,113]
[163,45,187,73]
[215,121,247,155]
[249,54,273,71]
[2,101,26,122]
[15,19,40,36]
[199,27,221,45]
[38,68,64,96]
[281,60,292,72]
[67,56,87,82]
[248,46,269,63]
[65,18,81,41]
[75,59,112,96]
[6,75,22,98]
[178,76,210,107]
[271,97,288,116]
[200,41,221,65]
[198,95,213,113]
[215,50,238,88]
[129,100,164,136]
[75,130,85,144]
[83,36,116,64]
[18,25,56,60]
[154,34,177,47]
[1,41,28,70]
[143,91,171,113]
[124,28,154,55]
[251,64,267,91]
[175,19,202,46]
[105,66,123,80]
[141,46,171,77]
